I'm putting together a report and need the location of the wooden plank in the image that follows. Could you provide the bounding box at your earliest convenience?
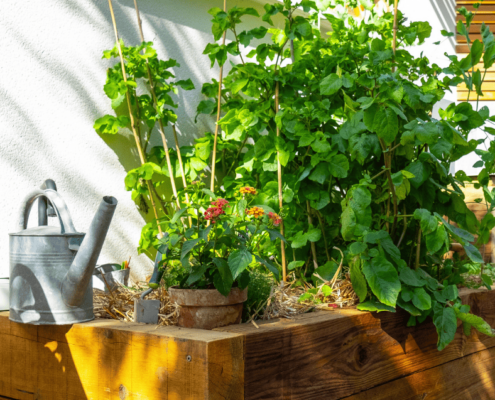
[457,14,495,22]
[459,81,495,90]
[458,90,495,100]
[218,288,495,400]
[0,315,244,399]
[461,24,495,33]
[344,346,495,400]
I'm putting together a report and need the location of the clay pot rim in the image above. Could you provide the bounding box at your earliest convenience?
[168,286,248,307]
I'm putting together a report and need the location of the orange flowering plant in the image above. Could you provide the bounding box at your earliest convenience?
[156,181,284,295]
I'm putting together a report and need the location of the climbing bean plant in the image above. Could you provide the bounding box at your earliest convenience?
[192,0,495,349]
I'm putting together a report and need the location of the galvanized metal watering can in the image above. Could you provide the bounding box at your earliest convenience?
[9,181,117,325]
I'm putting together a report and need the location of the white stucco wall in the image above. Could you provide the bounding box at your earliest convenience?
[0,0,270,279]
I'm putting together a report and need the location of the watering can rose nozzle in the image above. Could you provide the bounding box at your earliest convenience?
[61,196,118,308]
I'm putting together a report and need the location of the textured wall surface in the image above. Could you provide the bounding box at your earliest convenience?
[0,0,266,279]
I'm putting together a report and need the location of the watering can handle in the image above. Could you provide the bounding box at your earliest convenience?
[18,189,77,234]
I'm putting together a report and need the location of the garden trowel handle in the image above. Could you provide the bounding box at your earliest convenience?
[145,232,170,297]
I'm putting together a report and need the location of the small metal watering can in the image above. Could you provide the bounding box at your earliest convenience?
[9,180,117,325]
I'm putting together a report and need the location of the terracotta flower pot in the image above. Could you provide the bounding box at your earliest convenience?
[168,286,248,330]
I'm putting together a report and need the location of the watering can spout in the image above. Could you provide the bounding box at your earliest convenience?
[62,196,118,307]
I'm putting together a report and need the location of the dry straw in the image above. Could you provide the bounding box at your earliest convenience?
[94,284,180,325]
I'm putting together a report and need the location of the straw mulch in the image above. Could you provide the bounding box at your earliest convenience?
[93,275,357,327]
[93,284,180,326]
[248,273,358,324]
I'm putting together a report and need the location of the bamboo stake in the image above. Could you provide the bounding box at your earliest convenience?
[210,0,227,194]
[132,0,192,227]
[275,81,287,283]
[108,0,163,237]
[392,0,399,56]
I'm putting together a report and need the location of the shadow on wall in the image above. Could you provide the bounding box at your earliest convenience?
[93,0,269,233]
[429,0,456,47]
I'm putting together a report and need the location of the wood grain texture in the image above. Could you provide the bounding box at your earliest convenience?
[217,288,495,400]
[343,346,495,400]
[0,313,243,400]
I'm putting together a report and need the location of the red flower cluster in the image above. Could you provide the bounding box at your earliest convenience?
[211,198,229,208]
[268,211,282,226]
[204,198,229,223]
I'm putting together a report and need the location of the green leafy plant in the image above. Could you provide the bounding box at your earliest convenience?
[94,1,495,349]
[155,181,282,295]
[191,0,495,349]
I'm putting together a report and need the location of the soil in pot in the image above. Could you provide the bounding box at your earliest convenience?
[168,287,248,330]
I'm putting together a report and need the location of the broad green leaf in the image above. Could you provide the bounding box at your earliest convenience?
[201,188,217,199]
[309,162,329,184]
[171,208,188,224]
[362,256,401,307]
[267,228,287,243]
[254,255,280,281]
[397,298,421,316]
[212,258,234,296]
[357,300,395,313]
[350,257,367,302]
[412,288,431,310]
[328,154,349,178]
[341,206,357,241]
[373,108,398,144]
[413,209,438,234]
[307,225,321,242]
[399,267,427,287]
[454,308,495,337]
[180,239,200,266]
[464,243,484,263]
[426,224,447,253]
[349,242,367,255]
[288,260,305,270]
[228,248,253,279]
[186,264,209,285]
[320,73,343,96]
[314,261,339,282]
[291,231,308,248]
[321,285,332,297]
[231,78,249,94]
[433,304,457,351]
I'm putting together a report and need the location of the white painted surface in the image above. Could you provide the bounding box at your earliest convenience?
[0,0,267,279]
[0,279,8,311]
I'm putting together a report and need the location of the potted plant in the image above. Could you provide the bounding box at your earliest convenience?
[158,181,282,329]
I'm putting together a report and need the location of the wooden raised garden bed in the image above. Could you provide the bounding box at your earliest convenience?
[0,287,494,399]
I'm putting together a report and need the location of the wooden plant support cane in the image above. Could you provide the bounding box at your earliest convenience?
[275,81,287,283]
[210,0,227,194]
[108,0,164,237]
[132,0,192,228]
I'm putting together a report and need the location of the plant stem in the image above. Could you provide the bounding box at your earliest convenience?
[397,204,407,247]
[307,201,319,271]
[226,135,248,176]
[315,210,331,262]
[379,138,398,237]
[371,168,389,181]
[415,228,422,270]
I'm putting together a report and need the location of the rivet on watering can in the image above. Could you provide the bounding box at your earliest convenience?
[186,355,192,362]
